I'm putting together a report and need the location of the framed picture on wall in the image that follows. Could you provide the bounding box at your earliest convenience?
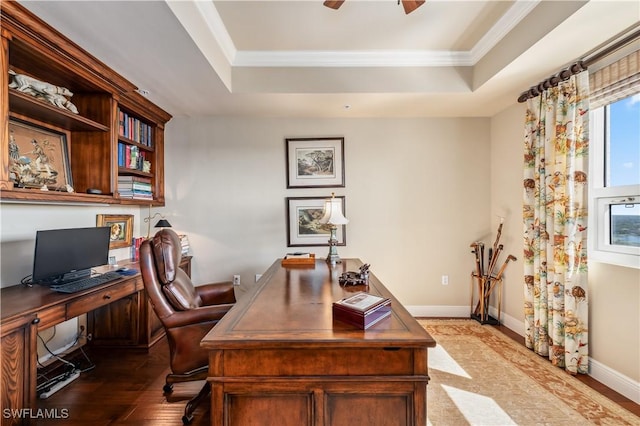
[286,196,346,247]
[286,137,345,188]
[8,118,73,191]
[96,214,133,249]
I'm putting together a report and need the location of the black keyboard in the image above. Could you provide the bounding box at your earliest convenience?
[51,271,122,294]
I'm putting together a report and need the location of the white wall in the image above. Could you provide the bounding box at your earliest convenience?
[0,204,143,286]
[163,116,491,307]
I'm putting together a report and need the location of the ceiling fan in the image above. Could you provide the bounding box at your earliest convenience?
[324,0,426,15]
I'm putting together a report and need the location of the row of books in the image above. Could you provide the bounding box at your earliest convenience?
[118,109,153,146]
[118,175,153,200]
[118,143,150,171]
[131,237,145,261]
[179,234,190,256]
[130,234,191,261]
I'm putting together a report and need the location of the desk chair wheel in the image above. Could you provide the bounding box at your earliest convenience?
[182,414,193,425]
[163,383,173,393]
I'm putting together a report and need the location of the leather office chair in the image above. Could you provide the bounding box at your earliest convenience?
[139,229,236,424]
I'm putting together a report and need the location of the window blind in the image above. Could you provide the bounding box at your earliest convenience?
[589,49,640,108]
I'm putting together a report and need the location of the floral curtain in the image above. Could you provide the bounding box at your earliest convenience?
[523,71,590,374]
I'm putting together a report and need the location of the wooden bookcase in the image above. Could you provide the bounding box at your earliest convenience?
[0,1,171,205]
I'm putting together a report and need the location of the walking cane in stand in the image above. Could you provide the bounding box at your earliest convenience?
[492,218,504,258]
[474,243,502,316]
[470,242,483,315]
[484,255,517,320]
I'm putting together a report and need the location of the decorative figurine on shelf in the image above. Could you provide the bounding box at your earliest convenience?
[8,70,78,114]
[339,263,371,287]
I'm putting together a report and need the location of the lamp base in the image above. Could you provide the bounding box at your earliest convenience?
[326,225,342,266]
[326,253,342,266]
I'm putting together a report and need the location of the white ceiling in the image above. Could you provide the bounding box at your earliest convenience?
[19,0,640,118]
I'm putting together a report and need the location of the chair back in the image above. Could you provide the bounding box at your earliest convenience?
[140,229,200,320]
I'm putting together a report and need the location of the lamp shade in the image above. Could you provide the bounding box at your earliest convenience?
[319,197,348,225]
[154,219,172,228]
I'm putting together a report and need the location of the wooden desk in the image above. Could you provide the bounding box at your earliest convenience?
[202,258,436,426]
[0,256,191,426]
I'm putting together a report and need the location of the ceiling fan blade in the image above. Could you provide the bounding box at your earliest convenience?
[402,0,425,14]
[324,0,345,10]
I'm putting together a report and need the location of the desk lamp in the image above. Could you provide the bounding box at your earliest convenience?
[144,205,172,238]
[319,193,348,265]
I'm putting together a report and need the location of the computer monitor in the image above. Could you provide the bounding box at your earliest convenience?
[32,226,111,285]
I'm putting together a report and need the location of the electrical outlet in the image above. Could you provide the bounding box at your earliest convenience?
[255,274,262,282]
[233,275,241,286]
[441,275,449,285]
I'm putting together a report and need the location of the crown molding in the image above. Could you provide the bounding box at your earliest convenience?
[173,0,538,69]
[233,50,474,67]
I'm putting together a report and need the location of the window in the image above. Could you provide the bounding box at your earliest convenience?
[589,95,640,268]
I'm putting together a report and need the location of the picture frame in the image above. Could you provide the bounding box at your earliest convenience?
[8,118,73,191]
[286,196,346,247]
[286,137,345,188]
[96,214,133,249]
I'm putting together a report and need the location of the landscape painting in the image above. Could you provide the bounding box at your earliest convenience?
[286,137,345,188]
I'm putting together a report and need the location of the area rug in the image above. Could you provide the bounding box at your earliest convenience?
[419,319,639,425]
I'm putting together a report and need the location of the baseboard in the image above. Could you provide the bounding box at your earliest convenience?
[407,304,640,405]
[38,337,87,367]
[405,305,470,318]
[590,358,640,404]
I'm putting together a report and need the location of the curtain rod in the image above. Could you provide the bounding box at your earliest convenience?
[517,27,640,103]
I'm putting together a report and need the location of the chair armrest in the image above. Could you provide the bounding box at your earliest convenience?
[162,303,235,329]
[196,281,236,305]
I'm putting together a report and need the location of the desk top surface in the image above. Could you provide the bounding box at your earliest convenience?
[201,258,435,349]
[0,259,141,323]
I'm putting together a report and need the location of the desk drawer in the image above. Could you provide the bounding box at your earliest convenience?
[36,305,66,329]
[220,348,417,377]
[66,280,136,319]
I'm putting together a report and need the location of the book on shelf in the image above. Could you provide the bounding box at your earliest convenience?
[119,193,153,200]
[118,143,150,171]
[179,234,190,256]
[332,292,391,329]
[131,237,145,261]
[118,175,152,183]
[118,108,153,146]
[118,182,152,191]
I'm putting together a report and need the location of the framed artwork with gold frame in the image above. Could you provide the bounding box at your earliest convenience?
[97,214,133,249]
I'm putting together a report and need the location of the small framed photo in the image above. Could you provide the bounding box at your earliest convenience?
[286,196,346,247]
[8,118,73,191]
[96,214,133,249]
[286,137,345,188]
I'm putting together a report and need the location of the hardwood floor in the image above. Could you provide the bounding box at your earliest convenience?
[37,339,210,425]
[37,323,639,425]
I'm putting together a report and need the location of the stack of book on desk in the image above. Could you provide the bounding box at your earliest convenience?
[281,252,315,266]
[332,292,391,329]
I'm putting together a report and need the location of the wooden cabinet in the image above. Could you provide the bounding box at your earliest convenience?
[0,1,170,205]
[0,256,191,423]
[88,257,191,349]
[1,314,38,426]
